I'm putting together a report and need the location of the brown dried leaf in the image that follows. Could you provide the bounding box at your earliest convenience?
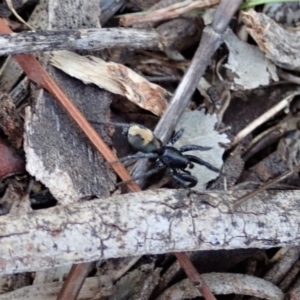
[0,93,24,149]
[50,51,169,116]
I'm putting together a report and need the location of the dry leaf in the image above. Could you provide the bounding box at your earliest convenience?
[224,29,278,90]
[50,51,169,116]
[175,110,229,189]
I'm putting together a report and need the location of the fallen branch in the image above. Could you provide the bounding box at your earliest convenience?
[119,0,219,27]
[1,189,300,275]
[0,28,163,56]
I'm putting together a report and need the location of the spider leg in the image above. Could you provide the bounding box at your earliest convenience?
[184,155,220,173]
[180,145,212,152]
[168,128,184,145]
[109,152,158,163]
[180,168,191,175]
[169,168,197,188]
[116,161,166,186]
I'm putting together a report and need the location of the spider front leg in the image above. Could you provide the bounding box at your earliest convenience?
[116,161,166,186]
[169,168,198,188]
[168,128,184,145]
[180,145,212,152]
[109,152,158,163]
[184,154,220,173]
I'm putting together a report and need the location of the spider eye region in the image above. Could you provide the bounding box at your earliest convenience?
[128,124,162,153]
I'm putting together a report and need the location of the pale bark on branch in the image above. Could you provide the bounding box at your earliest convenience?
[0,189,299,275]
[0,28,163,56]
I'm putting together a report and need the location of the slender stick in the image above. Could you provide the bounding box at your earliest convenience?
[233,165,300,210]
[232,91,300,147]
[56,263,92,300]
[175,252,217,300]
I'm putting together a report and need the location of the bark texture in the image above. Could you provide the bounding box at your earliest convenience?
[0,28,162,55]
[24,0,116,204]
[0,189,299,275]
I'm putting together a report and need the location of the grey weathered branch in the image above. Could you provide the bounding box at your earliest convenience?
[0,189,300,275]
[0,28,163,56]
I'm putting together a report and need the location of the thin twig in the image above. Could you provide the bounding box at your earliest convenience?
[175,252,217,300]
[5,0,35,30]
[233,164,300,210]
[56,263,92,300]
[231,90,300,147]
[279,69,300,85]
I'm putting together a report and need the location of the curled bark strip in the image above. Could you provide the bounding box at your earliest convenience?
[1,189,300,275]
[157,273,284,300]
[242,9,300,71]
[50,51,169,116]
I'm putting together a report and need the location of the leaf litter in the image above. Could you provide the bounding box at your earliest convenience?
[2,1,300,300]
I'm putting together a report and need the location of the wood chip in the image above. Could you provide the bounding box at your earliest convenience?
[51,50,169,116]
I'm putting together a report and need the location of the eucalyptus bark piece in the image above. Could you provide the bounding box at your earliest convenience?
[242,9,300,71]
[50,50,169,116]
[24,0,116,204]
[0,189,300,275]
[157,273,284,300]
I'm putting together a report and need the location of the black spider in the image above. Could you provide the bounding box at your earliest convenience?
[114,124,220,188]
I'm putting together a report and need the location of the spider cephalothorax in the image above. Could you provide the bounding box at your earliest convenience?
[116,124,220,188]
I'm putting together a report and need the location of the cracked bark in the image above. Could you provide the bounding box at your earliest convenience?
[0,189,299,275]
